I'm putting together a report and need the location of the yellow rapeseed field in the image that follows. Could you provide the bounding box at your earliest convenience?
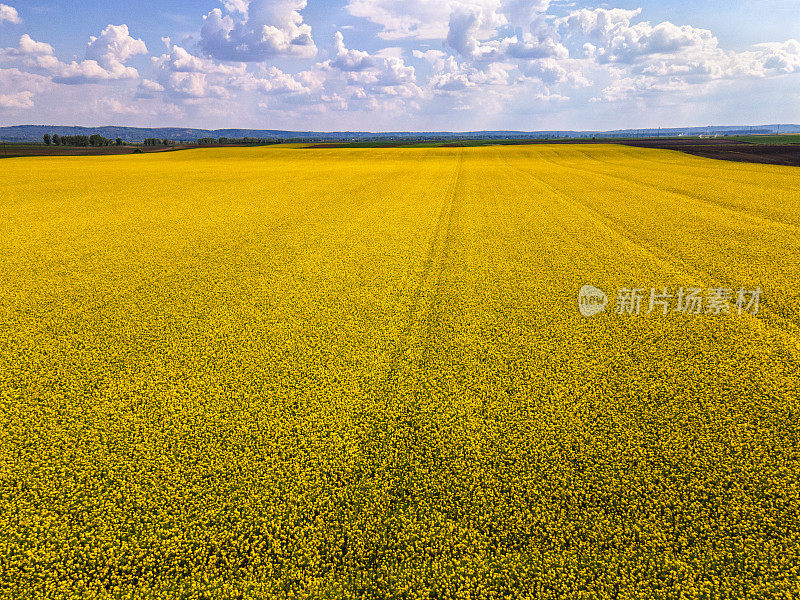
[1,144,799,598]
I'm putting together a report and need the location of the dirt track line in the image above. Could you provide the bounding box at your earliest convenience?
[531,148,800,333]
[421,151,464,349]
[371,148,464,390]
[497,149,800,346]
[572,146,800,191]
[408,150,464,353]
[542,148,800,232]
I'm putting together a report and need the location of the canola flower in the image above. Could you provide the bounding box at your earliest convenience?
[0,144,799,598]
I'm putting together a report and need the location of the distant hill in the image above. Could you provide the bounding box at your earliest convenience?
[1,124,798,143]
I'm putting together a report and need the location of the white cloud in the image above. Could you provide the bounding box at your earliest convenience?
[559,8,642,42]
[751,39,800,74]
[0,66,48,108]
[1,1,800,129]
[0,26,146,84]
[414,49,512,94]
[346,0,566,67]
[346,0,551,41]
[557,7,800,104]
[152,39,315,102]
[51,60,140,84]
[445,5,506,58]
[349,0,571,108]
[0,90,32,107]
[95,96,140,115]
[520,57,590,86]
[238,66,318,95]
[139,78,164,91]
[329,30,379,72]
[395,2,580,108]
[86,25,147,70]
[559,8,719,65]
[535,90,568,102]
[153,42,242,99]
[0,3,20,25]
[136,77,165,98]
[0,33,53,60]
[346,0,461,40]
[322,32,419,92]
[200,0,316,61]
[591,74,692,102]
[313,32,423,114]
[223,0,248,14]
[154,41,245,78]
[500,35,568,60]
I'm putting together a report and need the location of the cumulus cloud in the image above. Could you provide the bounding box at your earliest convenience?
[413,49,511,94]
[237,66,320,95]
[85,24,147,70]
[223,0,248,13]
[751,39,800,74]
[520,57,590,86]
[346,0,551,41]
[0,66,48,108]
[557,7,800,103]
[0,26,146,84]
[591,73,691,102]
[151,38,315,101]
[322,32,418,91]
[153,41,243,99]
[200,0,316,61]
[135,77,165,98]
[0,34,53,61]
[346,0,566,66]
[561,9,696,61]
[155,40,245,78]
[0,4,20,25]
[345,0,569,109]
[445,5,505,58]
[559,8,642,42]
[0,90,32,107]
[315,32,422,113]
[328,31,379,72]
[95,96,141,115]
[346,0,463,40]
[561,9,719,66]
[373,0,577,108]
[2,1,800,127]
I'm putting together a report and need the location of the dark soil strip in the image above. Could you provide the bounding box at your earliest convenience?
[618,139,800,167]
[306,138,800,166]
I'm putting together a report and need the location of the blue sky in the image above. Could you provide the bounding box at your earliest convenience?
[0,1,798,131]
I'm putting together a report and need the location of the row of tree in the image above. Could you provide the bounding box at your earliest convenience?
[197,137,280,145]
[44,134,124,147]
[41,134,287,147]
[143,138,175,146]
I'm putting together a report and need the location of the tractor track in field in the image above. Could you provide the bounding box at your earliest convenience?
[568,146,800,192]
[400,148,464,341]
[365,148,464,395]
[495,148,800,346]
[336,150,464,540]
[549,147,800,232]
[530,149,800,338]
[422,151,464,347]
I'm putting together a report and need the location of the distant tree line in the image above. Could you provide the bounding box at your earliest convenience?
[196,137,283,145]
[143,138,175,146]
[44,133,124,147]
[40,133,293,148]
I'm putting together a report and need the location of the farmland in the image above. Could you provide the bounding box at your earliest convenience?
[1,144,799,598]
